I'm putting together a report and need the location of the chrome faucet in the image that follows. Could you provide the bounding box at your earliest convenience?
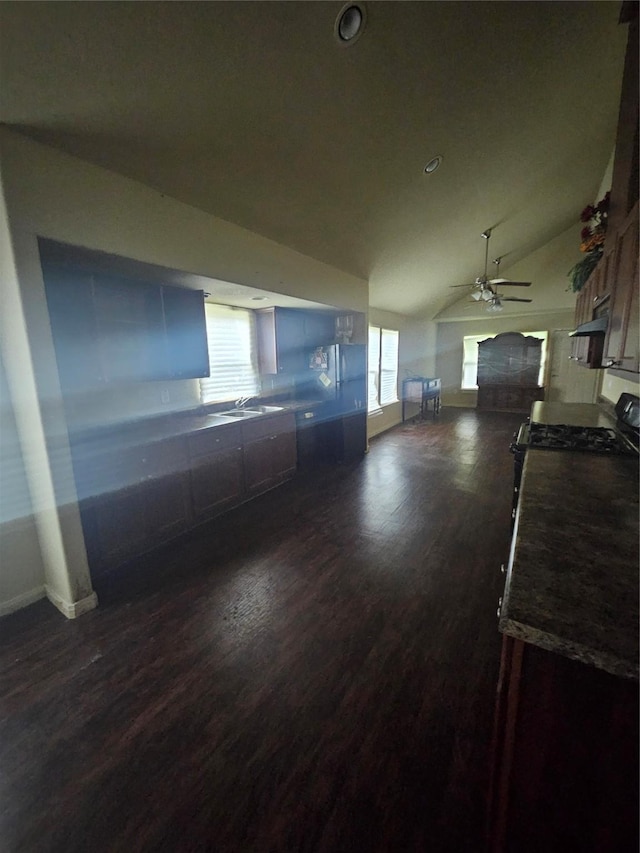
[235,396,255,409]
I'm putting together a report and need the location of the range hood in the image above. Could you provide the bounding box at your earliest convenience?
[569,316,608,337]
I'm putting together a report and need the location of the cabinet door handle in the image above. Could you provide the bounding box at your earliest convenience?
[500,563,505,574]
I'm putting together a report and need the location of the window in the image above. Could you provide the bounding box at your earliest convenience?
[461,331,548,389]
[368,326,399,411]
[199,304,261,404]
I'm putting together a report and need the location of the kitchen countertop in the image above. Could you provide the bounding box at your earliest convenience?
[529,401,617,428]
[67,398,329,453]
[499,448,639,680]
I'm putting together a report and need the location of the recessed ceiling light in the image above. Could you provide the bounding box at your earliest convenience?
[424,155,443,174]
[334,3,366,46]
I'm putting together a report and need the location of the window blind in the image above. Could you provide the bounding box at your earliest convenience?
[367,325,381,411]
[379,329,399,405]
[199,304,261,404]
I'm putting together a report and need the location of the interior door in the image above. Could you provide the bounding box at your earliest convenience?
[547,330,599,403]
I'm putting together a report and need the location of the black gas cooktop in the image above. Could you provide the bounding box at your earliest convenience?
[514,421,638,455]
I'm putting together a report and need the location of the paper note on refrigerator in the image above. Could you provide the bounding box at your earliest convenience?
[318,372,332,388]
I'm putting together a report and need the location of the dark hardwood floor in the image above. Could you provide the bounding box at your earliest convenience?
[1,409,522,853]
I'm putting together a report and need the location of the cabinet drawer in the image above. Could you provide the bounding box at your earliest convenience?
[187,424,242,458]
[137,436,188,479]
[241,412,295,443]
[73,435,188,498]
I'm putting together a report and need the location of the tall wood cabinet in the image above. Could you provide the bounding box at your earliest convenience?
[476,333,544,412]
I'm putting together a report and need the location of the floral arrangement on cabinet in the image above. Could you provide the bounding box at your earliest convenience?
[567,191,610,292]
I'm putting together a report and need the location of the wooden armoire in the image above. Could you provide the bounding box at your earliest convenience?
[476,333,544,412]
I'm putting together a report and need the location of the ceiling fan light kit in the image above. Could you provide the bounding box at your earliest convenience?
[451,229,533,313]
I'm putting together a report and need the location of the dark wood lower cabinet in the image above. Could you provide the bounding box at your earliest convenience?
[189,445,245,519]
[83,473,191,575]
[145,472,191,542]
[187,424,245,520]
[488,636,639,853]
[243,413,297,495]
[83,485,148,572]
[78,413,297,577]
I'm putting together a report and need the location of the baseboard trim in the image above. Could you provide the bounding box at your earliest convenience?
[0,585,47,617]
[45,586,98,619]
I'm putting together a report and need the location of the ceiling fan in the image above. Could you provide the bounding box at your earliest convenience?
[451,229,532,311]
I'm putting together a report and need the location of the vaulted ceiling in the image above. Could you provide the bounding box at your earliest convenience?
[0,1,628,319]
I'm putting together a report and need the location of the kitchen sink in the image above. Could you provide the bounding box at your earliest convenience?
[220,405,285,418]
[243,405,285,414]
[222,409,262,419]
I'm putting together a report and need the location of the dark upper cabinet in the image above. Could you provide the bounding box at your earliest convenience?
[43,263,209,387]
[92,273,165,383]
[256,307,336,375]
[602,202,639,372]
[302,311,335,347]
[256,307,306,375]
[574,13,639,374]
[43,267,104,392]
[161,284,210,379]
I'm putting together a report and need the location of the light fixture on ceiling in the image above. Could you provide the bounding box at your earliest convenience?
[450,229,533,314]
[334,3,367,46]
[424,155,443,174]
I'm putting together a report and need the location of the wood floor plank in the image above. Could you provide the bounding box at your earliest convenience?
[0,409,523,852]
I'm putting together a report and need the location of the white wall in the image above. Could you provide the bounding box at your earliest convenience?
[601,371,640,404]
[0,352,47,615]
[0,127,369,616]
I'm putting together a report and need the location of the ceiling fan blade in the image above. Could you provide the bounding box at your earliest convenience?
[450,283,479,288]
[500,297,532,303]
[488,278,532,286]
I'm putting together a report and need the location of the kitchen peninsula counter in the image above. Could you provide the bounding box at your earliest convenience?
[499,449,639,680]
